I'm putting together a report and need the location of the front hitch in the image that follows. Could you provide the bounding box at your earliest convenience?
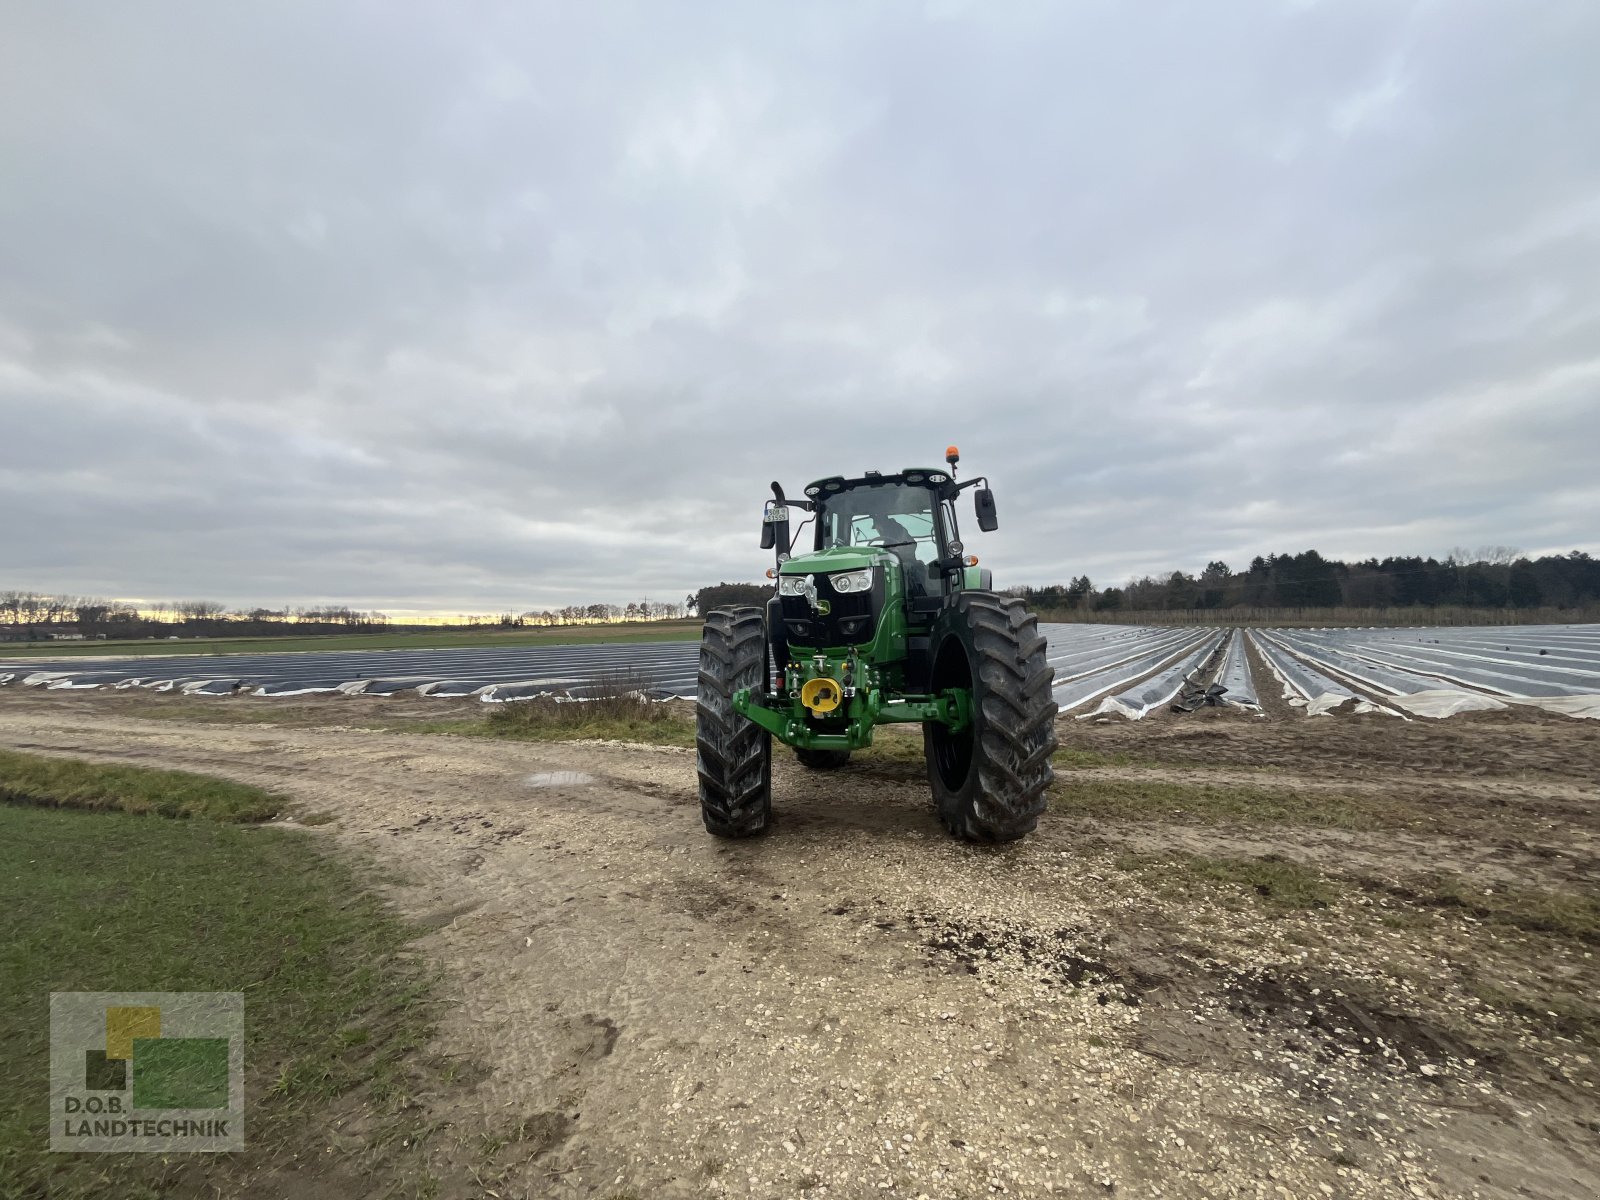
[732,685,970,751]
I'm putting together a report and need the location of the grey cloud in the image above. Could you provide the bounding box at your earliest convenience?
[2,0,1598,614]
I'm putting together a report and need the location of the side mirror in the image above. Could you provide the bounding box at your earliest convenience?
[761,503,790,551]
[975,487,998,532]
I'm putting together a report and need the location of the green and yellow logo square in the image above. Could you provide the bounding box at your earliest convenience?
[50,992,243,1152]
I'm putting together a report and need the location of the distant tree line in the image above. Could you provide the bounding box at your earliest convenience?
[1010,548,1600,615]
[496,598,690,626]
[0,593,391,641]
[0,590,695,641]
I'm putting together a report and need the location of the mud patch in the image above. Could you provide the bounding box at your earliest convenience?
[669,878,762,923]
[902,911,1142,1004]
[899,909,1486,1084]
[1225,968,1487,1074]
[579,1013,621,1058]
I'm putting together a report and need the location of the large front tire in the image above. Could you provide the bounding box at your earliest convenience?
[696,608,773,837]
[923,593,1057,842]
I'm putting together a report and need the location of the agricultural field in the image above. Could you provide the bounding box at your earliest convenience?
[0,619,701,659]
[1,625,1597,1199]
[4,622,1598,721]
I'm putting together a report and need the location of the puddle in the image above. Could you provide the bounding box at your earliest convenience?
[524,771,596,788]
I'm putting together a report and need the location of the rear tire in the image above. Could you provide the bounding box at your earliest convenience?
[696,608,772,837]
[923,593,1057,842]
[794,747,851,770]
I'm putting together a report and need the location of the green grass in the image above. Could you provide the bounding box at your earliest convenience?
[0,621,701,659]
[1052,774,1413,830]
[790,738,1280,777]
[1114,850,1338,909]
[0,772,438,1199]
[481,694,695,748]
[0,749,283,821]
[1398,873,1600,945]
[90,701,331,727]
[1052,747,1177,769]
[29,689,696,748]
[850,730,925,764]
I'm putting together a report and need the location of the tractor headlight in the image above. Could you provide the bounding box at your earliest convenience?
[778,575,809,596]
[829,568,874,594]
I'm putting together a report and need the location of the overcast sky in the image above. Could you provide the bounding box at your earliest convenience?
[3,1,1597,616]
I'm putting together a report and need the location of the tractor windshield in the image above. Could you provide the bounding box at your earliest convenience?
[818,483,942,595]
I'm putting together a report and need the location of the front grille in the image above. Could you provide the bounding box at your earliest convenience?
[779,571,884,648]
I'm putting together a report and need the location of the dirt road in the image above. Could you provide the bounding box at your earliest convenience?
[2,690,1597,1199]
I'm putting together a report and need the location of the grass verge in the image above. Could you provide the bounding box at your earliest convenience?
[1386,873,1600,945]
[1052,748,1173,770]
[1052,774,1414,830]
[483,692,695,748]
[1114,850,1339,909]
[0,749,283,821]
[0,760,438,1199]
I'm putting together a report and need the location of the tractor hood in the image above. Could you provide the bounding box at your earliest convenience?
[777,545,887,575]
[775,544,894,650]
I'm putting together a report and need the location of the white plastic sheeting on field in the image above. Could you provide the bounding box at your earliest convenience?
[0,641,703,701]
[1258,628,1600,719]
[1267,626,1600,719]
[1261,631,1503,718]
[1087,630,1228,719]
[1248,631,1382,716]
[1213,630,1260,708]
[1039,624,1218,713]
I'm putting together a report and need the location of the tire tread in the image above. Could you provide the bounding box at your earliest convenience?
[931,592,1058,842]
[696,607,772,836]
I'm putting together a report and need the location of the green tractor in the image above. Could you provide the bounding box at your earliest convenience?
[696,447,1058,842]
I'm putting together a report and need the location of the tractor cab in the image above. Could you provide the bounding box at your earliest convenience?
[762,453,996,611]
[761,457,995,689]
[809,473,952,606]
